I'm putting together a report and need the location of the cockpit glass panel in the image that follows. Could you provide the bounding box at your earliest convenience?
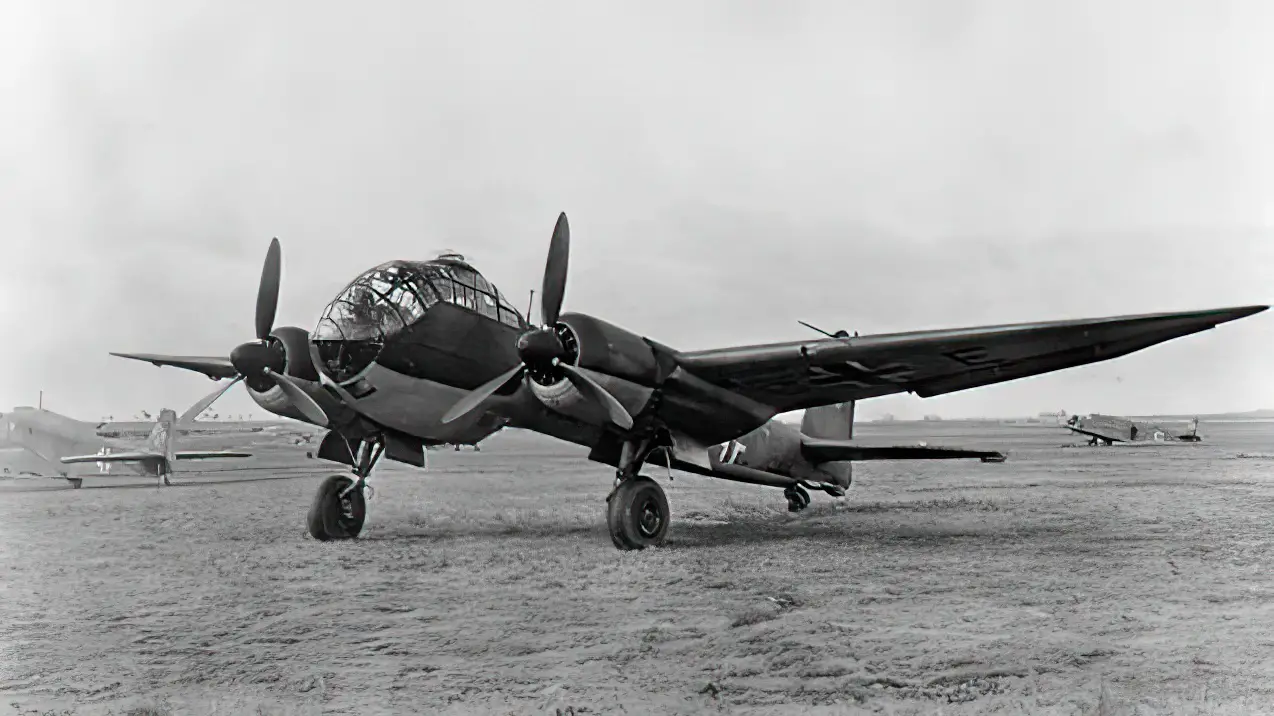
[316,260,527,378]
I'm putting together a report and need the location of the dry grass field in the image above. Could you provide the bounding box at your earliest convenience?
[2,419,1274,715]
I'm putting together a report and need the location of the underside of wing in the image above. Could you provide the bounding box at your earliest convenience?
[109,352,238,381]
[60,451,161,464]
[676,306,1267,413]
[800,438,1005,463]
[174,451,252,460]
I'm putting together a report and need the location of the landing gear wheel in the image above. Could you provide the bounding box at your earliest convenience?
[607,476,670,550]
[307,474,367,541]
[784,485,810,512]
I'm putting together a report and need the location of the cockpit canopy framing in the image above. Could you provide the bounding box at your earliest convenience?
[313,257,526,383]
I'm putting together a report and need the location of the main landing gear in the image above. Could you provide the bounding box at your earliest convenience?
[606,437,672,551]
[307,437,383,541]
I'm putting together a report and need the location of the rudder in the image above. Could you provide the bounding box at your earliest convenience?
[146,409,177,481]
[801,401,855,440]
[800,401,855,489]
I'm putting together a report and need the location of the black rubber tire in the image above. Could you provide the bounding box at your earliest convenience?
[785,485,810,512]
[307,474,367,541]
[607,476,670,550]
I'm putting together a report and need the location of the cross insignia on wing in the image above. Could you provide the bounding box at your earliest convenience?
[96,447,112,474]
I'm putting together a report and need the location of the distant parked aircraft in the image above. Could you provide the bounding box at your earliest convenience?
[0,403,250,488]
[1064,414,1201,446]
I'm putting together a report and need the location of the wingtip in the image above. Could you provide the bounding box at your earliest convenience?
[1219,305,1270,321]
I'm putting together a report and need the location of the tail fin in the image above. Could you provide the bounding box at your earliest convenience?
[800,401,855,488]
[801,401,855,440]
[148,409,177,462]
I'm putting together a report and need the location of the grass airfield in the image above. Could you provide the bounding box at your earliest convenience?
[2,421,1274,714]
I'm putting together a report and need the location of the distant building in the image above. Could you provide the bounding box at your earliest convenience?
[923,414,942,421]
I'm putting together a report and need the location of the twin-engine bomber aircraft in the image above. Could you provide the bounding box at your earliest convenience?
[112,213,1267,549]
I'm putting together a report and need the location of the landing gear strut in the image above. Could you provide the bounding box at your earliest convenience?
[307,437,382,541]
[605,437,671,550]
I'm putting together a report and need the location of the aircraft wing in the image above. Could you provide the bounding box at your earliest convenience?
[109,352,238,381]
[60,451,161,464]
[800,439,1005,463]
[676,306,1267,413]
[1064,426,1123,442]
[173,451,252,460]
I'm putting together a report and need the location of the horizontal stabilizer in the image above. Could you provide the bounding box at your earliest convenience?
[61,451,161,464]
[801,438,1004,463]
[174,451,252,460]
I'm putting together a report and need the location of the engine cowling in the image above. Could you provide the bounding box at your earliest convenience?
[555,313,660,387]
[519,313,661,427]
[272,326,320,382]
[238,326,319,394]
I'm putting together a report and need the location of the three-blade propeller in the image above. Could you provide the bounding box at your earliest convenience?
[439,213,634,430]
[188,239,331,427]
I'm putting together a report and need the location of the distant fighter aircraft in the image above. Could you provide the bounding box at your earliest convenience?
[0,403,251,488]
[1064,414,1202,446]
[110,213,1267,549]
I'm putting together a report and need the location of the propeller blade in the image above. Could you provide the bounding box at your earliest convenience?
[255,238,282,342]
[439,363,525,425]
[541,212,570,326]
[558,363,634,430]
[264,369,329,427]
[178,375,244,423]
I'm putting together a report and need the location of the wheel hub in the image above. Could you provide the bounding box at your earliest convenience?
[637,498,663,537]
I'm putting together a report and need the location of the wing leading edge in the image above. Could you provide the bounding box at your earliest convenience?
[61,451,158,464]
[109,353,238,381]
[60,450,251,464]
[677,305,1267,413]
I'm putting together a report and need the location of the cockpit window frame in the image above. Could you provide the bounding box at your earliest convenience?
[419,260,526,329]
[315,259,527,349]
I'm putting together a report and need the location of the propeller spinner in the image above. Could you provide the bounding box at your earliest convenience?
[440,213,634,430]
[186,239,331,427]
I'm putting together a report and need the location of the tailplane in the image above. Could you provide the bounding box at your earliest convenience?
[797,400,1006,490]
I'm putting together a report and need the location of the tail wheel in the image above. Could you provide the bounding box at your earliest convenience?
[607,476,670,550]
[784,485,810,512]
[307,474,366,541]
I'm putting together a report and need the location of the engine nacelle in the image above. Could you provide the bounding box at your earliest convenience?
[556,312,660,386]
[528,378,598,426]
[272,326,320,382]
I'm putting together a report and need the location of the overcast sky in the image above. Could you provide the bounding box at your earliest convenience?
[2,0,1271,422]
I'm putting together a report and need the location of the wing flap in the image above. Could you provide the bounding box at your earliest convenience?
[110,353,238,381]
[677,306,1267,412]
[173,451,252,460]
